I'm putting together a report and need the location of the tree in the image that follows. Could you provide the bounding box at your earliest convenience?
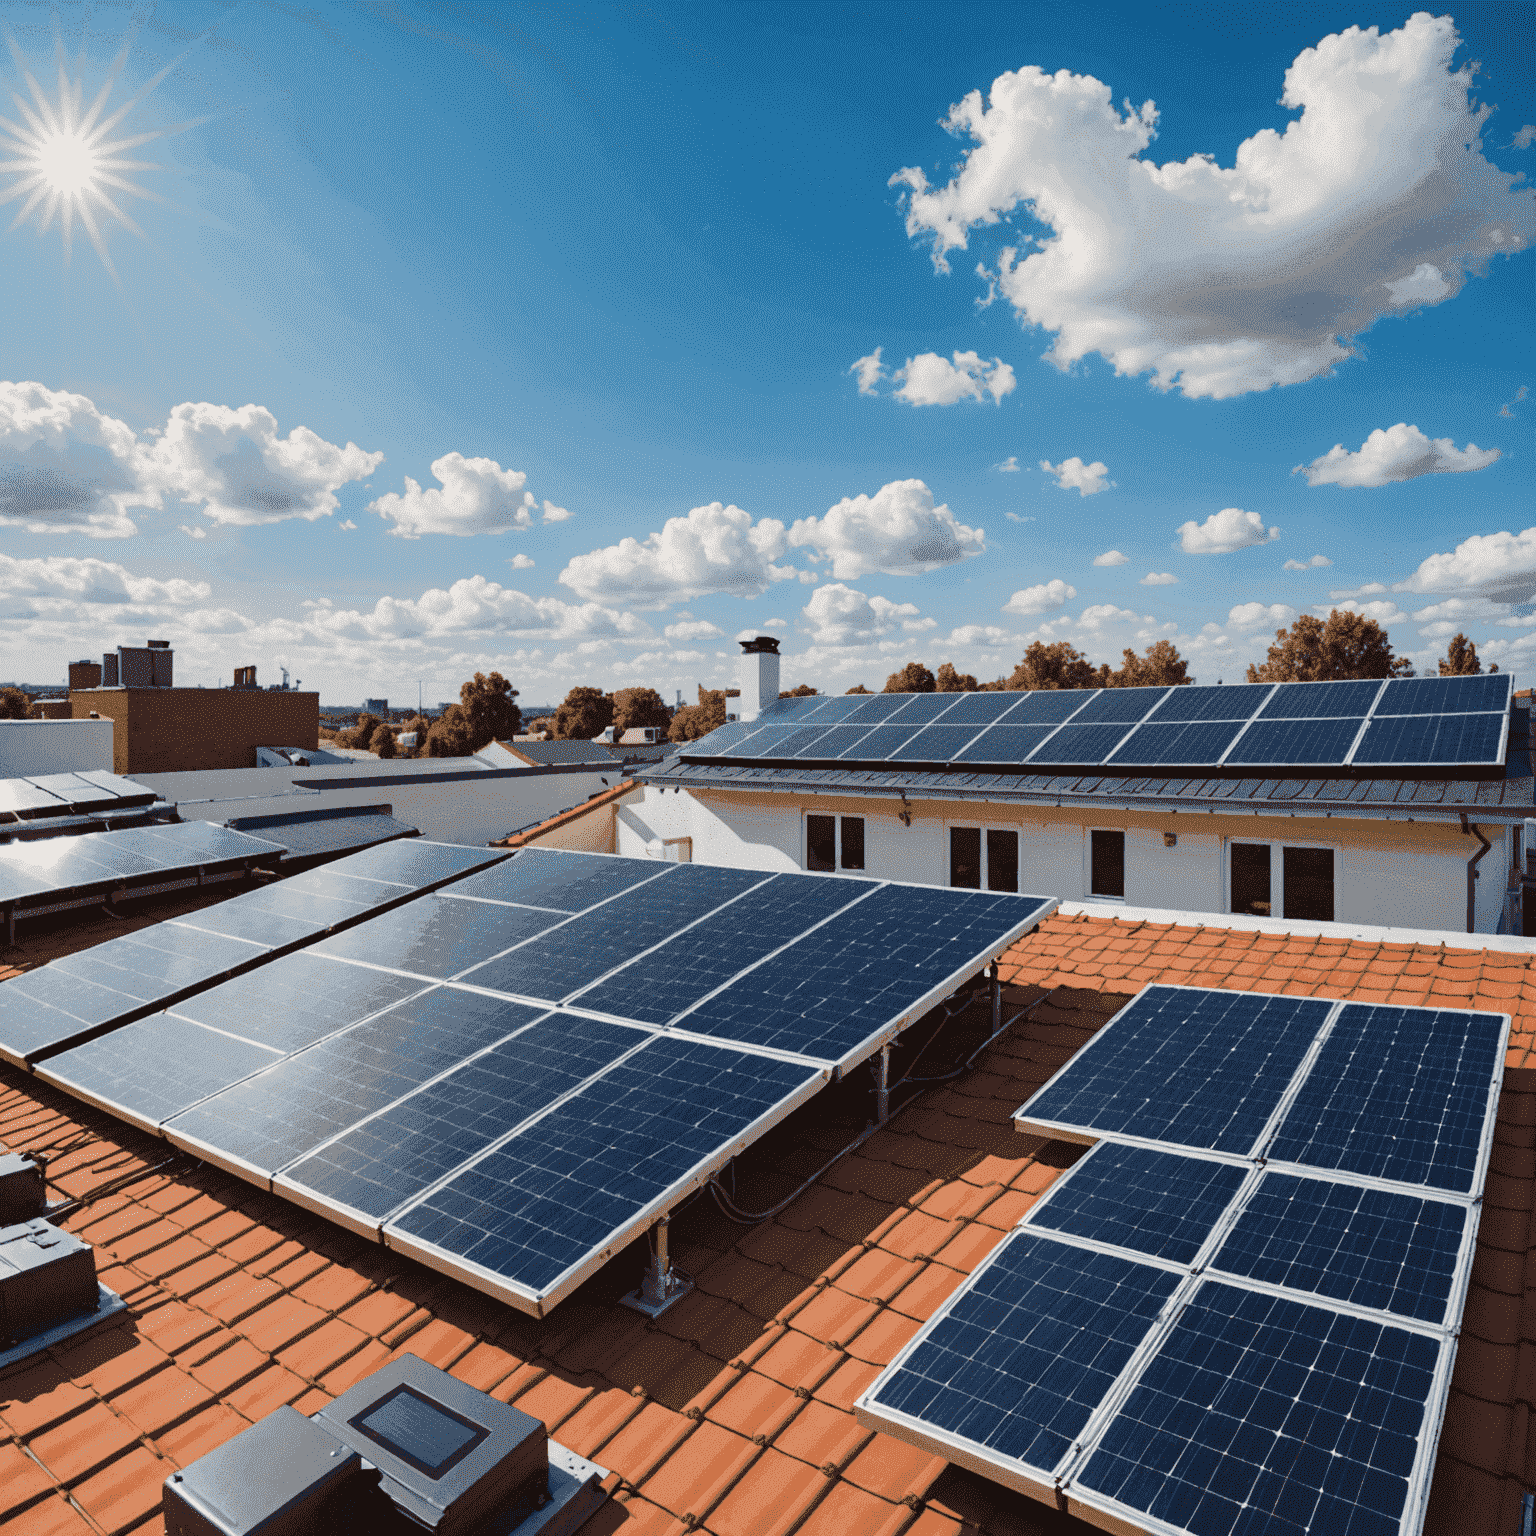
[1006,641,1099,691]
[0,687,29,720]
[1439,633,1494,676]
[779,684,819,698]
[611,687,670,737]
[1102,640,1191,688]
[456,671,521,750]
[370,723,397,759]
[845,684,871,694]
[668,689,728,743]
[423,706,473,756]
[341,712,381,748]
[935,663,978,693]
[1246,610,1413,683]
[553,686,613,740]
[884,661,935,693]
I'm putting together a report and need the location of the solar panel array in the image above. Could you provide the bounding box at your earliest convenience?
[0,770,157,820]
[857,984,1508,1536]
[0,839,506,1067]
[36,849,1056,1315]
[682,673,1513,772]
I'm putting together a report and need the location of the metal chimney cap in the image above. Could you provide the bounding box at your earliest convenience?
[738,636,780,655]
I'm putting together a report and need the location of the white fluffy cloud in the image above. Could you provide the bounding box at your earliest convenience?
[664,618,725,641]
[893,351,1015,406]
[1039,457,1111,496]
[559,502,793,608]
[993,455,1020,472]
[1320,599,1407,625]
[1295,423,1501,487]
[508,553,536,570]
[1141,572,1177,586]
[1394,527,1536,605]
[1178,508,1278,555]
[849,349,885,395]
[800,583,934,647]
[1002,578,1075,616]
[1284,555,1332,570]
[1093,549,1129,567]
[138,402,383,527]
[890,14,1532,398]
[1228,602,1297,631]
[0,552,210,610]
[948,624,1015,647]
[369,453,569,538]
[790,479,985,580]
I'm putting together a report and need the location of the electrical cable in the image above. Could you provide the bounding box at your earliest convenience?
[47,1154,188,1220]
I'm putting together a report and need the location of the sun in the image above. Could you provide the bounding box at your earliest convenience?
[0,30,188,277]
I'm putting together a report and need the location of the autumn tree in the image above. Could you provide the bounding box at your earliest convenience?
[668,688,729,743]
[779,684,819,698]
[845,684,871,694]
[370,723,398,759]
[1246,610,1413,683]
[1438,633,1495,676]
[456,671,522,749]
[935,662,978,692]
[1102,640,1191,688]
[1006,641,1099,691]
[553,686,613,740]
[884,661,936,693]
[611,687,670,737]
[0,687,29,720]
[341,712,381,748]
[423,708,472,756]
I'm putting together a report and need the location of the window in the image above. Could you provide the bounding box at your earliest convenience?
[950,825,1019,890]
[986,829,1019,893]
[1090,829,1124,898]
[1229,840,1334,921]
[950,826,981,888]
[806,813,864,873]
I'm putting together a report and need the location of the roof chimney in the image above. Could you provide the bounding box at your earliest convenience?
[738,636,780,721]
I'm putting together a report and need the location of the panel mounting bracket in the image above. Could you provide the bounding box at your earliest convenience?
[620,1214,694,1317]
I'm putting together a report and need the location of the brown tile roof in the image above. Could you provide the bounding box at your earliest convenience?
[1,908,1532,1534]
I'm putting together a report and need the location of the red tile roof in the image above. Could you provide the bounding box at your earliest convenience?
[1,908,1532,1534]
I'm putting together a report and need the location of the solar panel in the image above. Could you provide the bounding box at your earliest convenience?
[842,693,909,724]
[951,723,1061,765]
[861,1232,1183,1490]
[277,1012,645,1233]
[1374,673,1511,715]
[1106,719,1247,767]
[794,724,875,759]
[887,724,985,763]
[1145,684,1272,723]
[1265,1003,1505,1192]
[1222,715,1364,767]
[0,779,73,817]
[383,1035,825,1311]
[684,721,769,756]
[164,988,548,1181]
[673,886,1052,1069]
[1075,1282,1441,1536]
[1258,680,1385,719]
[1210,1173,1467,1325]
[886,693,964,724]
[1010,690,1099,723]
[833,723,920,760]
[1015,986,1334,1154]
[753,724,850,759]
[1025,722,1136,765]
[1350,711,1505,766]
[933,691,1029,725]
[1069,687,1171,725]
[312,895,567,980]
[1024,1144,1248,1265]
[443,848,661,912]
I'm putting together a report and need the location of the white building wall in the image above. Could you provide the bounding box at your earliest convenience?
[0,718,114,775]
[644,784,1512,936]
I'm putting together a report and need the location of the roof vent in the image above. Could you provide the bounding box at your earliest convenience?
[0,1218,121,1359]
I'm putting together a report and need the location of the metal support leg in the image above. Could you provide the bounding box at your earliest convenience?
[875,1043,891,1126]
[991,964,1002,1036]
[621,1214,695,1317]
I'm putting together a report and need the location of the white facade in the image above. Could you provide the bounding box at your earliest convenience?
[0,718,114,776]
[620,783,1517,936]
[738,647,780,722]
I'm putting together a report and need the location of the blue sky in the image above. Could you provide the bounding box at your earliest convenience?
[1,3,1531,706]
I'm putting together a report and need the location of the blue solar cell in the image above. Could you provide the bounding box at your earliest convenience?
[313,894,565,979]
[1351,711,1504,765]
[1028,1145,1247,1265]
[574,872,871,1024]
[1026,723,1136,765]
[280,1013,643,1223]
[171,885,373,949]
[386,1036,819,1297]
[802,695,861,723]
[1258,680,1384,719]
[1106,719,1247,766]
[444,849,663,912]
[1223,716,1363,766]
[933,691,1029,726]
[795,724,874,759]
[675,886,1048,1065]
[457,864,768,1002]
[164,988,548,1178]
[950,723,1061,765]
[1079,1282,1439,1536]
[1375,673,1511,716]
[865,1232,1181,1475]
[1069,687,1171,725]
[885,693,963,725]
[1018,985,1333,1154]
[833,724,920,760]
[1267,1002,1504,1193]
[1212,1173,1465,1324]
[323,839,504,890]
[1145,685,1273,724]
[1007,689,1098,723]
[682,721,769,757]
[754,725,850,759]
[726,724,795,755]
[842,693,910,724]
[754,696,825,723]
[38,1013,280,1130]
[886,724,986,763]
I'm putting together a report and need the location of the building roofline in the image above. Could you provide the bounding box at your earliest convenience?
[494,776,639,846]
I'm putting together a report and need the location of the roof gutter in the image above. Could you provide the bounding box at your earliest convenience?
[1460,812,1493,933]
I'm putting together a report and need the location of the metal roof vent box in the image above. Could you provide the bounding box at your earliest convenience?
[164,1352,611,1536]
[0,1216,123,1363]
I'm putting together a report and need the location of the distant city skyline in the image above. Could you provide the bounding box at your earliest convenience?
[0,3,1530,703]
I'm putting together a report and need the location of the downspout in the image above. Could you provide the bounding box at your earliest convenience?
[1459,813,1492,934]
